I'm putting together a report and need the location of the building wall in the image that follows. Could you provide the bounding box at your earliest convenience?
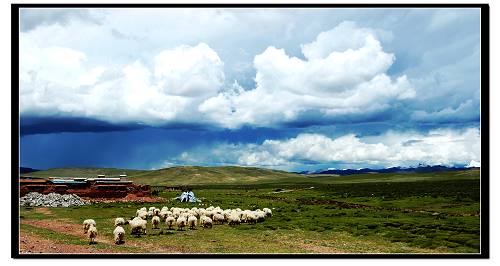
[20,182,151,198]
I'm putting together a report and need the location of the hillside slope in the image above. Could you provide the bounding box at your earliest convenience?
[20,166,480,186]
[128,166,308,186]
[20,166,309,185]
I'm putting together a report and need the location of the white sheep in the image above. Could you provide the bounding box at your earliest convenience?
[147,210,154,219]
[200,216,213,228]
[83,219,96,234]
[255,210,266,222]
[159,211,168,221]
[165,216,176,230]
[196,208,205,217]
[129,217,147,235]
[228,213,241,225]
[172,209,181,219]
[241,211,250,223]
[223,210,232,220]
[152,215,160,229]
[114,217,125,227]
[176,216,187,231]
[113,226,125,245]
[263,208,273,217]
[137,210,147,220]
[88,224,98,244]
[149,206,156,212]
[178,213,188,222]
[187,216,198,229]
[213,213,225,224]
[205,210,215,219]
[246,212,257,224]
[187,210,198,218]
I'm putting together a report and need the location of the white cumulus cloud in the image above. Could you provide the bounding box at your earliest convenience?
[224,127,480,168]
[154,43,224,97]
[199,21,415,128]
[21,20,415,128]
[301,21,393,60]
[20,39,224,125]
[158,127,480,170]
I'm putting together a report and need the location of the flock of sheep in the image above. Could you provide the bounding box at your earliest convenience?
[82,205,273,245]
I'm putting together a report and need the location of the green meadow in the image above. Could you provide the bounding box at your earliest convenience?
[19,167,481,254]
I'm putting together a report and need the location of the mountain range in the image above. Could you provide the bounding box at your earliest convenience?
[299,165,479,175]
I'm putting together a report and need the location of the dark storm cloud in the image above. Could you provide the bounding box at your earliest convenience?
[20,116,144,136]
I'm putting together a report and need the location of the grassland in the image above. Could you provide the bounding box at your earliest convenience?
[19,167,481,254]
[21,166,304,184]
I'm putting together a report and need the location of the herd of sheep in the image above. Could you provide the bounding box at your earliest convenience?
[82,205,273,245]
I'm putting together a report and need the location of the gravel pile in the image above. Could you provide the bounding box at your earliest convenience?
[20,192,90,207]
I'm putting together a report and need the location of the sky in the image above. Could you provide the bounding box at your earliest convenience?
[19,8,482,172]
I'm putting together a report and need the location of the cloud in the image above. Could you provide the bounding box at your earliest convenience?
[20,9,103,32]
[154,43,224,97]
[199,22,415,128]
[411,99,480,123]
[20,116,142,136]
[20,41,224,125]
[19,10,480,132]
[301,21,393,60]
[173,127,480,169]
[21,20,414,129]
[18,9,482,171]
[466,160,480,168]
[157,142,296,171]
[404,41,480,125]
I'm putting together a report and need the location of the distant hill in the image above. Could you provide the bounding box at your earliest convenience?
[128,166,308,186]
[20,167,149,178]
[18,166,307,185]
[305,165,478,176]
[20,165,480,186]
[19,167,40,174]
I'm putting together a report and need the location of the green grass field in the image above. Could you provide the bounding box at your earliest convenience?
[19,167,481,254]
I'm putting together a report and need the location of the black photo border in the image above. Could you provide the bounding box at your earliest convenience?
[11,2,490,259]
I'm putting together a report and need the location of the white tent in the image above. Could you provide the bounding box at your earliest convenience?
[175,191,200,202]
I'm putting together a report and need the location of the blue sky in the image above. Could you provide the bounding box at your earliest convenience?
[19,8,481,171]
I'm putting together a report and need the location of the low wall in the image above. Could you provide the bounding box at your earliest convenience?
[20,183,151,198]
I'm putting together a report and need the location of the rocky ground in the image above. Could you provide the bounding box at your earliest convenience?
[20,192,90,207]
